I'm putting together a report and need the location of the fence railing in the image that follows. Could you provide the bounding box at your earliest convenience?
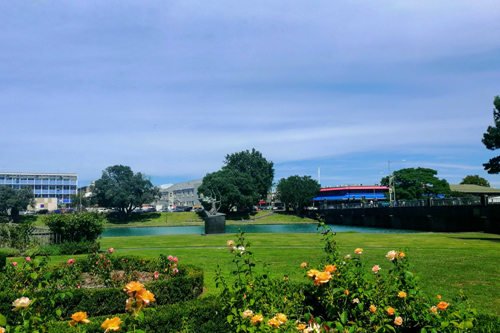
[0,227,60,248]
[320,197,484,210]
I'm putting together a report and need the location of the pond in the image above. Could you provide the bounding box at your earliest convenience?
[100,223,421,237]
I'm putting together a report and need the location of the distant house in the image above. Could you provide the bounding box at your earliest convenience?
[156,180,202,209]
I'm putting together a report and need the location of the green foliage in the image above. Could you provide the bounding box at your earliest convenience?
[57,240,100,255]
[381,167,451,200]
[43,212,106,243]
[0,251,6,271]
[199,149,274,213]
[482,95,500,174]
[0,186,36,221]
[223,148,275,200]
[93,165,161,220]
[276,175,320,214]
[460,175,490,187]
[198,169,259,213]
[0,220,37,252]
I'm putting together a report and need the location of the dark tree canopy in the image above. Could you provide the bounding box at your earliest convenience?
[93,165,161,219]
[380,167,451,200]
[0,186,36,221]
[460,175,490,187]
[482,96,500,174]
[198,149,274,213]
[223,148,274,199]
[198,169,258,213]
[276,175,320,215]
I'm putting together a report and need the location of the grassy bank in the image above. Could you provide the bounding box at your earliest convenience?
[28,231,500,316]
[30,211,315,228]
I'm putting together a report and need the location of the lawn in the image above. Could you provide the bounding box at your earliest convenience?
[33,231,500,316]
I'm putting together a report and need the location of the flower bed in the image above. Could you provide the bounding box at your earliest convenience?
[0,250,203,332]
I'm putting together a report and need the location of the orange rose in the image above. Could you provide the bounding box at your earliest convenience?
[69,312,90,327]
[398,291,407,298]
[430,306,437,313]
[101,317,122,332]
[124,281,144,294]
[369,305,377,313]
[301,262,308,268]
[394,317,403,326]
[314,271,332,286]
[297,323,307,330]
[344,289,349,295]
[437,295,442,300]
[387,307,395,315]
[324,265,337,273]
[135,288,156,304]
[276,313,287,324]
[399,252,405,258]
[354,248,363,254]
[437,301,449,310]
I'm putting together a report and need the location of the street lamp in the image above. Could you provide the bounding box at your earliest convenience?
[388,160,405,206]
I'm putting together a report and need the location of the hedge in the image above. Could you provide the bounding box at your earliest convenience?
[0,265,203,323]
[46,296,231,333]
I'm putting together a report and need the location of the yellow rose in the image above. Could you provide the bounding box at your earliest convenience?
[369,305,377,313]
[101,317,122,332]
[313,271,331,286]
[276,313,287,323]
[227,240,235,247]
[324,265,337,273]
[251,314,264,326]
[69,312,90,327]
[241,309,254,319]
[12,297,31,311]
[398,291,407,298]
[267,318,281,329]
[307,269,320,280]
[354,248,363,254]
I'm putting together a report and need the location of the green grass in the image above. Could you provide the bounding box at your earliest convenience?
[18,231,500,316]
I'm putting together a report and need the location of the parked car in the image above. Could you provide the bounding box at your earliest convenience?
[36,209,49,214]
[50,210,63,214]
[24,210,36,215]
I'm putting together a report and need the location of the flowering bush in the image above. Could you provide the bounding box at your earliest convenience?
[217,224,478,333]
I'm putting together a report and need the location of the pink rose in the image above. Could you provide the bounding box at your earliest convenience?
[109,248,114,254]
[25,257,31,262]
[13,262,17,267]
[10,258,12,261]
[68,259,75,265]
[142,261,145,264]
[172,268,179,274]
[122,258,125,261]
[173,257,178,263]
[372,265,381,273]
[95,262,98,265]
[154,271,159,279]
[168,255,174,261]
[100,254,103,258]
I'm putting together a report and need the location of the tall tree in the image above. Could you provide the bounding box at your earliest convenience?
[276,175,320,215]
[0,186,36,221]
[482,95,500,173]
[93,165,161,220]
[381,167,451,200]
[460,175,490,187]
[223,148,274,200]
[198,169,258,213]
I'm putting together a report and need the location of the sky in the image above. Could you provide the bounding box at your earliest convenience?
[1,1,500,188]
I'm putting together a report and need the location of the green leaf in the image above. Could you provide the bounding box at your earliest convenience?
[0,313,6,326]
[441,321,449,328]
[30,272,38,280]
[420,329,427,333]
[340,311,347,325]
[56,309,62,317]
[227,315,234,324]
[335,322,344,331]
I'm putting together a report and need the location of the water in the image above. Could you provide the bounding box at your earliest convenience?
[100,224,421,237]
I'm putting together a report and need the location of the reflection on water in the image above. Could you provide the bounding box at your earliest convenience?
[101,224,420,237]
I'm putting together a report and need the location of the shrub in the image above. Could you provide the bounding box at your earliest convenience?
[43,212,106,243]
[58,240,99,255]
[0,250,6,271]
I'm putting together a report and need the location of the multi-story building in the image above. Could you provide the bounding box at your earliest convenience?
[156,180,202,208]
[0,172,78,210]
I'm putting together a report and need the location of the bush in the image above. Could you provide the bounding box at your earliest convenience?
[58,240,100,255]
[43,212,106,243]
[0,251,6,271]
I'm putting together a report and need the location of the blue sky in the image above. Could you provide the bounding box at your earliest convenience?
[1,1,500,188]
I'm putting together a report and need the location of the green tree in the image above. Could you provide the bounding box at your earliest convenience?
[460,175,490,187]
[276,175,321,215]
[198,169,258,213]
[381,167,451,200]
[0,186,36,221]
[223,148,274,200]
[93,165,161,220]
[69,190,94,211]
[43,212,106,243]
[482,95,500,173]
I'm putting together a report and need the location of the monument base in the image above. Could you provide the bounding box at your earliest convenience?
[204,210,226,235]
